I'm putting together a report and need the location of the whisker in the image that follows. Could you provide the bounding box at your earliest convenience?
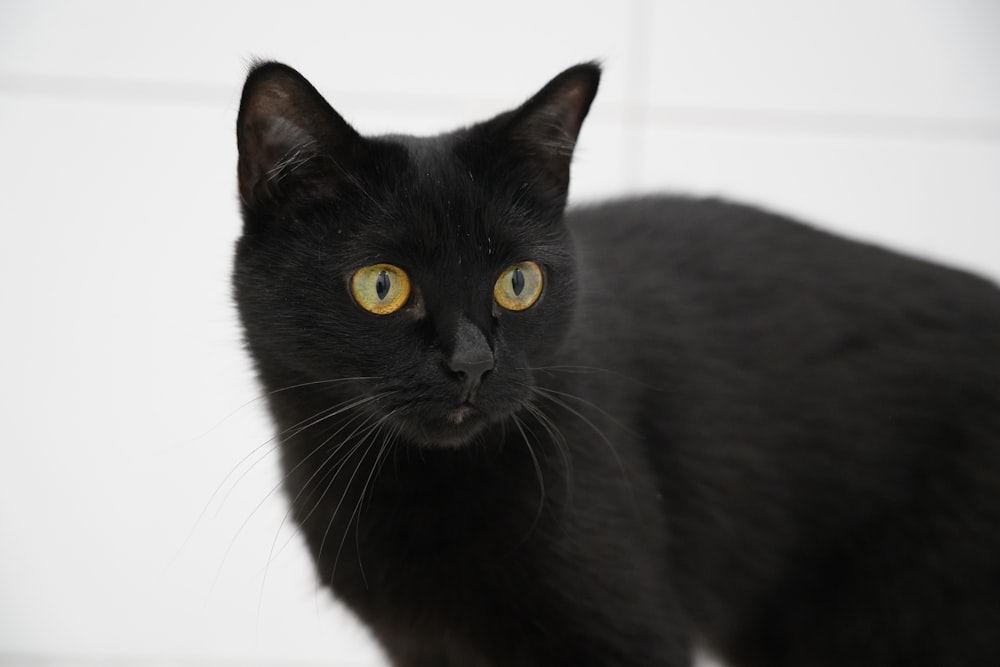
[366,424,402,511]
[511,414,546,547]
[520,364,661,391]
[189,375,381,444]
[528,387,635,502]
[347,416,398,590]
[179,390,382,575]
[218,392,386,514]
[261,404,389,575]
[311,414,391,566]
[255,407,385,629]
[530,385,639,438]
[353,442,388,590]
[522,402,575,511]
[208,391,389,611]
[323,419,392,584]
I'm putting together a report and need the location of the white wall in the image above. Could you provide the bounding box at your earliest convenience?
[1,1,998,665]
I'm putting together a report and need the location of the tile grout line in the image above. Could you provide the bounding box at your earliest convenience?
[1,72,999,144]
[621,0,655,185]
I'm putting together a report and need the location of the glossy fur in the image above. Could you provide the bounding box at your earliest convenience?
[233,62,1000,666]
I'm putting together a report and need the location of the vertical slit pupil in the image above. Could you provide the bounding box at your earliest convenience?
[511,268,525,296]
[375,270,391,300]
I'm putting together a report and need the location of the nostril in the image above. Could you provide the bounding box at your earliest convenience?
[447,317,494,386]
[448,358,493,384]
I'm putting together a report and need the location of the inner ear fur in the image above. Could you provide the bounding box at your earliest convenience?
[504,62,601,196]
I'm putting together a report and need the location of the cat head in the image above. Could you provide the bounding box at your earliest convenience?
[233,61,599,447]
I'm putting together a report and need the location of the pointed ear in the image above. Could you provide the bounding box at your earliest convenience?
[504,62,601,200]
[236,62,362,211]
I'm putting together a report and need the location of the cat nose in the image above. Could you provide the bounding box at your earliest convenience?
[447,316,494,391]
[448,352,494,385]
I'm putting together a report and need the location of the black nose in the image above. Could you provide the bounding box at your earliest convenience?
[448,317,494,392]
[448,353,494,385]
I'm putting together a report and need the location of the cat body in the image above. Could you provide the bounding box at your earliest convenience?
[234,62,1000,666]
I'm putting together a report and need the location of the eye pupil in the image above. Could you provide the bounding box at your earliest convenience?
[493,261,541,311]
[511,268,525,296]
[375,270,390,300]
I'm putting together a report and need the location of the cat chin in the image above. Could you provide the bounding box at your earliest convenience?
[402,406,492,448]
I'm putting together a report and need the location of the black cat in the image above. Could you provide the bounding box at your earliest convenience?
[233,61,1000,666]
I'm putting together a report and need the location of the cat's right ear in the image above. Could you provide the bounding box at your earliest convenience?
[237,62,362,212]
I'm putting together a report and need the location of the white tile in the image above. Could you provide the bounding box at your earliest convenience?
[0,94,385,664]
[635,124,1000,282]
[1,0,633,106]
[645,0,1000,121]
[570,112,632,204]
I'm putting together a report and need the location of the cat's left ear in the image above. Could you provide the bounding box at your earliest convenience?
[504,62,601,202]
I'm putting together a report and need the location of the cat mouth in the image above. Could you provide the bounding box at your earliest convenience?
[408,403,489,447]
[445,404,479,425]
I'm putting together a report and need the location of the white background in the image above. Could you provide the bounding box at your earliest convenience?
[1,1,998,666]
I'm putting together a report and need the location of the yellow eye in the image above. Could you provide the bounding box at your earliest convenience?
[494,261,543,311]
[351,263,411,315]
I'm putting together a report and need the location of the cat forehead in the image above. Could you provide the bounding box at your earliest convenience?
[391,133,484,194]
[329,133,567,271]
[370,135,531,234]
[350,192,539,271]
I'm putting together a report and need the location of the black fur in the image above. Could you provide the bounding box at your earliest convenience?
[233,62,1000,666]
